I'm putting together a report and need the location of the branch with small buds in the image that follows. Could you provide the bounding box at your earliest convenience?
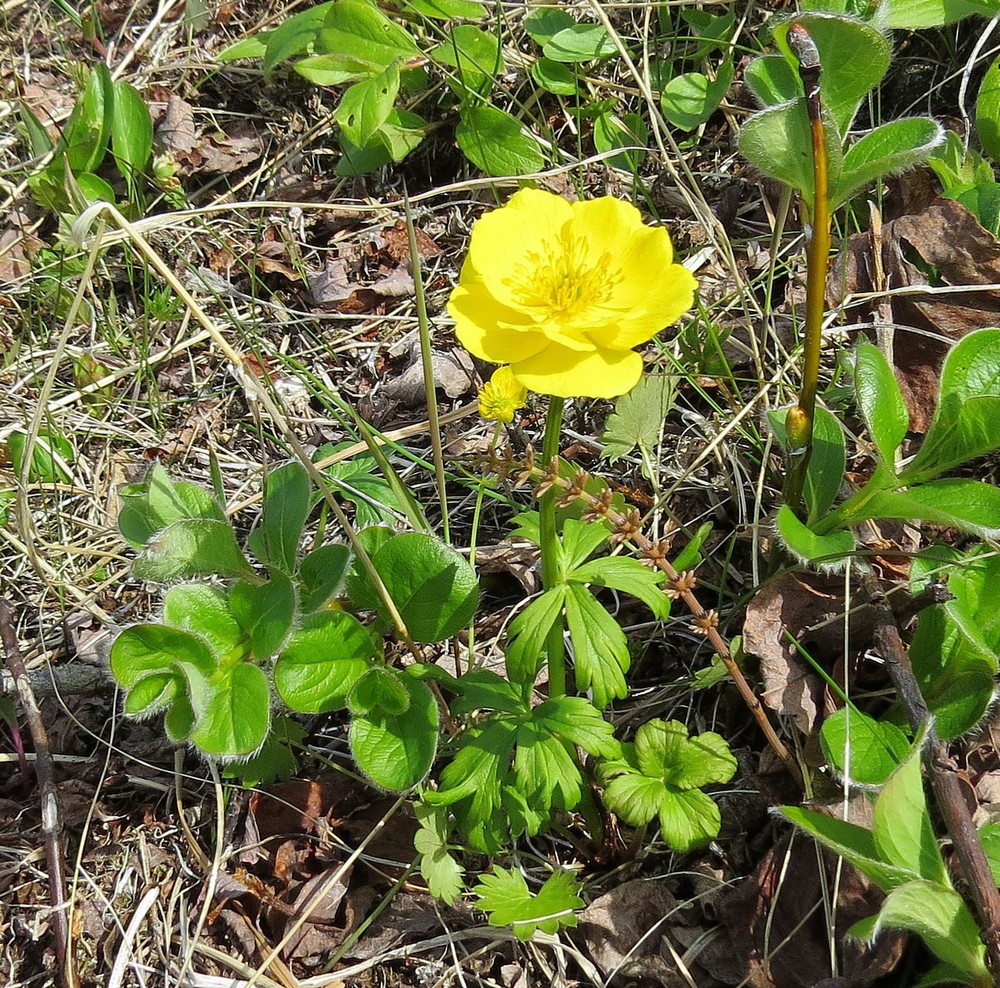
[515,450,803,787]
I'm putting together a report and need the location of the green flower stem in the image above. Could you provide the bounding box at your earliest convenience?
[539,397,567,698]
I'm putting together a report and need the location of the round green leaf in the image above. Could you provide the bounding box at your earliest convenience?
[274,610,375,713]
[530,57,578,96]
[370,532,480,642]
[542,24,617,63]
[820,707,909,784]
[162,584,243,657]
[660,61,733,131]
[110,624,215,688]
[523,7,575,45]
[455,103,545,177]
[350,674,438,789]
[231,573,296,658]
[187,662,270,757]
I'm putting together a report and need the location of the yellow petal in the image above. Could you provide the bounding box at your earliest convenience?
[568,196,661,270]
[512,344,643,399]
[466,190,573,311]
[448,286,548,364]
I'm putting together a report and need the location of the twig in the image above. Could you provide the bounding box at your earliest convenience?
[863,574,1000,981]
[0,600,77,988]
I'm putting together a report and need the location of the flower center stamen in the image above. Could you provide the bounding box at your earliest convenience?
[507,234,618,320]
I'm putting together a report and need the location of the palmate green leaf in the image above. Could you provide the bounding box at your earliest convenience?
[230,572,295,659]
[513,720,584,812]
[334,60,400,148]
[872,732,949,885]
[455,104,545,177]
[274,610,375,713]
[847,880,989,984]
[568,555,670,620]
[185,660,270,758]
[162,584,243,657]
[657,789,724,852]
[474,867,583,940]
[413,803,463,904]
[350,672,438,790]
[600,372,676,465]
[855,341,909,468]
[423,718,517,852]
[532,696,619,757]
[661,61,734,132]
[449,667,527,716]
[504,584,569,686]
[557,517,610,571]
[564,583,629,708]
[901,328,1000,484]
[820,707,909,785]
[834,117,944,207]
[248,460,310,574]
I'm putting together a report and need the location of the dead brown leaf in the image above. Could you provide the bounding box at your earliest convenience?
[379,219,442,264]
[156,94,198,154]
[832,198,1000,431]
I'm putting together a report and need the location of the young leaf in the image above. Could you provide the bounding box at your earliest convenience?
[900,328,1000,484]
[348,665,410,716]
[504,586,568,688]
[820,707,908,785]
[872,734,949,885]
[598,720,736,852]
[274,610,375,713]
[230,572,296,659]
[350,672,438,790]
[600,372,676,467]
[513,719,586,813]
[474,867,583,940]
[248,460,310,574]
[317,443,403,529]
[855,340,909,467]
[592,110,647,171]
[61,63,114,173]
[413,803,464,904]
[660,61,734,132]
[162,584,244,657]
[847,880,989,984]
[118,464,226,548]
[737,99,843,213]
[455,104,545,177]
[569,555,670,621]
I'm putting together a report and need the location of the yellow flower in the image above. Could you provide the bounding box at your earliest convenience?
[448,189,697,399]
[478,365,527,424]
